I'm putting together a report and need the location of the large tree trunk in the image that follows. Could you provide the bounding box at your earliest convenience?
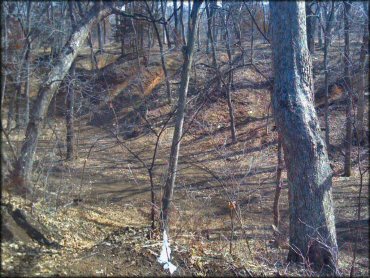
[356,1,368,145]
[343,1,352,177]
[161,1,202,233]
[12,4,113,185]
[66,62,75,161]
[270,2,338,273]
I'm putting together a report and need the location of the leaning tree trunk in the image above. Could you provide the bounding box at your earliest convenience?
[161,1,202,233]
[12,4,113,186]
[343,1,352,177]
[270,2,338,273]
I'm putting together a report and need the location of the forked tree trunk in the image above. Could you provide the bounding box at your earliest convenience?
[161,1,202,233]
[12,4,113,185]
[270,2,338,273]
[343,1,352,177]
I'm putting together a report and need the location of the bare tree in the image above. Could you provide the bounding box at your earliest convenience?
[161,1,203,233]
[12,3,113,185]
[270,1,338,273]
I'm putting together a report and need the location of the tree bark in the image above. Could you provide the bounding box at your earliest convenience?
[306,1,316,54]
[66,62,75,161]
[161,1,202,233]
[273,134,283,228]
[12,4,113,185]
[356,1,368,145]
[270,2,338,273]
[343,1,352,177]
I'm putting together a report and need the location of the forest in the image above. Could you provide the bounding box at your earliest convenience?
[1,0,369,276]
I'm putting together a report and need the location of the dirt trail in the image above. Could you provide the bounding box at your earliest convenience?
[2,43,369,276]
